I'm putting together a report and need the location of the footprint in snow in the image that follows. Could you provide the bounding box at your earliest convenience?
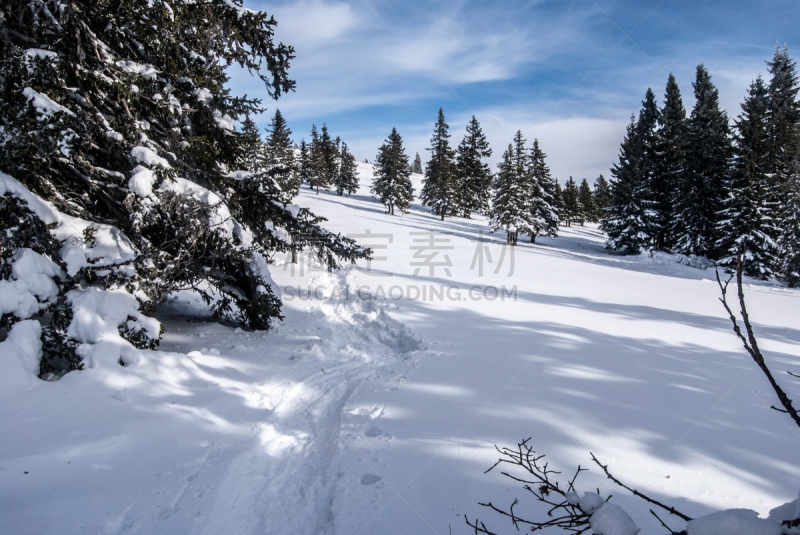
[364,427,381,437]
[360,473,381,485]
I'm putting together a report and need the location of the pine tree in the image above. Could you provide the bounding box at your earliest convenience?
[561,177,583,226]
[372,128,413,215]
[601,116,656,254]
[239,114,266,172]
[298,140,311,185]
[334,142,359,196]
[265,109,299,201]
[780,155,800,286]
[554,182,564,219]
[412,152,423,174]
[593,175,613,217]
[671,65,732,258]
[716,77,778,279]
[578,178,598,223]
[528,139,560,241]
[0,0,369,372]
[653,73,687,250]
[309,123,336,194]
[456,115,493,217]
[637,88,662,242]
[490,141,529,246]
[421,108,458,220]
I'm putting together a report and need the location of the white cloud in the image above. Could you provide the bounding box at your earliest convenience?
[271,1,360,49]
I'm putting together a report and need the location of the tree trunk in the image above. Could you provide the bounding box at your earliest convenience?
[530,234,536,244]
[291,249,297,264]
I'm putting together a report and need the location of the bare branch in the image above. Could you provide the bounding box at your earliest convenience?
[590,453,692,521]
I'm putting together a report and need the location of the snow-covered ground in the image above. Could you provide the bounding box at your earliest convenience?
[2,162,799,534]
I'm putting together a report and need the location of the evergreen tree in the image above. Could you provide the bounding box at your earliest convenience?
[554,182,564,219]
[716,77,778,278]
[0,0,369,373]
[372,128,413,215]
[490,141,530,246]
[578,178,597,223]
[298,140,311,185]
[671,65,732,258]
[412,152,423,174]
[528,139,560,241]
[601,116,656,254]
[653,73,687,250]
[334,142,359,196]
[561,177,583,226]
[308,125,322,188]
[456,115,493,217]
[780,155,800,286]
[593,175,613,217]
[265,109,299,201]
[239,114,266,172]
[421,108,459,220]
[766,47,800,202]
[637,88,662,241]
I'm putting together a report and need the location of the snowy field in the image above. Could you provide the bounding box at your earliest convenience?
[2,162,799,534]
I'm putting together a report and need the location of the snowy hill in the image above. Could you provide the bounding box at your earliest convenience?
[2,166,800,534]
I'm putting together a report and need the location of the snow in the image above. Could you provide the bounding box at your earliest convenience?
[590,503,641,535]
[131,145,171,168]
[686,509,781,535]
[579,491,606,513]
[23,48,57,60]
[0,249,62,320]
[2,165,800,534]
[22,87,75,118]
[115,59,158,79]
[194,87,213,102]
[128,165,157,198]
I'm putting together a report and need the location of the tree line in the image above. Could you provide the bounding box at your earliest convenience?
[602,47,800,287]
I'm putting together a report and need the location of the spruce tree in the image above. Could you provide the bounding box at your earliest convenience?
[265,109,299,201]
[671,65,732,258]
[561,177,583,227]
[716,77,778,278]
[637,88,662,241]
[239,114,266,173]
[578,178,598,223]
[0,0,369,372]
[601,116,656,254]
[653,73,687,250]
[298,140,311,185]
[334,142,359,196]
[766,47,800,201]
[412,152,423,174]
[421,108,458,220]
[554,182,564,220]
[593,175,613,217]
[780,155,800,287]
[456,115,493,217]
[372,128,413,215]
[490,142,529,246]
[528,139,560,241]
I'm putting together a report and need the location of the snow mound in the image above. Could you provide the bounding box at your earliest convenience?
[22,87,74,118]
[0,320,42,391]
[589,503,640,535]
[0,249,62,320]
[687,508,782,535]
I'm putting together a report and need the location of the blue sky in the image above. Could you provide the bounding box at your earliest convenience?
[231,0,800,182]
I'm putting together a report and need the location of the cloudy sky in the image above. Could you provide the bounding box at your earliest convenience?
[231,0,800,182]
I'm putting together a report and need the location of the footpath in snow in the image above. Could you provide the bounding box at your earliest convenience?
[1,163,800,535]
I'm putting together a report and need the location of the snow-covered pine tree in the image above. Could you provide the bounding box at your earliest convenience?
[637,88,662,242]
[308,123,336,194]
[456,115,493,217]
[671,65,732,258]
[239,114,265,173]
[560,177,583,227]
[716,77,778,279]
[766,47,800,282]
[593,174,613,217]
[298,140,311,185]
[527,139,559,241]
[766,47,800,204]
[578,178,597,223]
[265,109,299,201]
[334,142,359,196]
[601,115,656,254]
[421,108,458,220]
[412,152,423,174]
[554,181,564,220]
[780,154,800,286]
[490,133,532,246]
[653,73,687,250]
[372,128,413,215]
[0,0,369,374]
